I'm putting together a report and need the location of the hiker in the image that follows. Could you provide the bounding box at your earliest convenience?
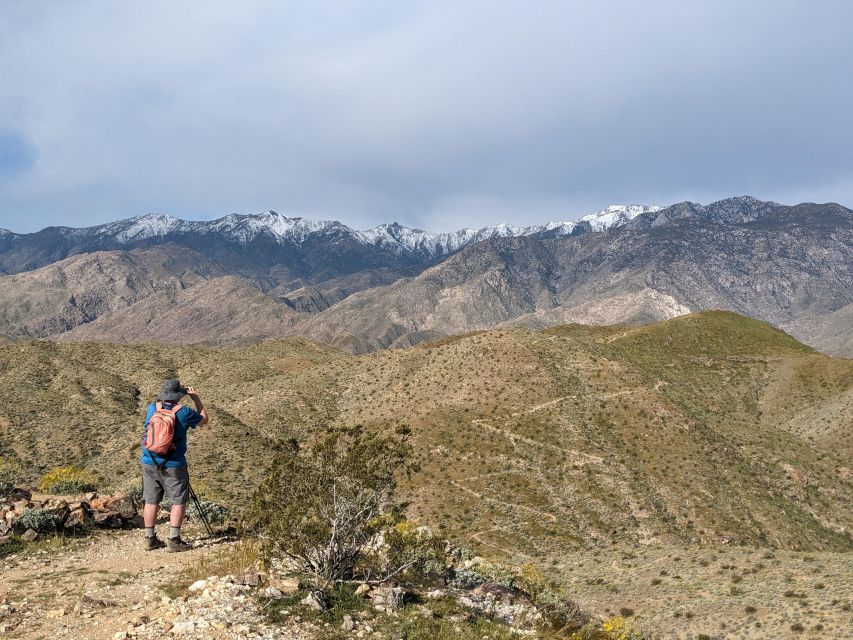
[141,379,208,551]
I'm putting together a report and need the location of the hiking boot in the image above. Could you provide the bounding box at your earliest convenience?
[166,536,192,553]
[145,536,166,551]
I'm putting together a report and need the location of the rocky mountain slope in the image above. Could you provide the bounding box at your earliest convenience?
[0,247,225,341]
[0,197,850,355]
[1,312,850,553]
[0,204,660,273]
[301,200,853,354]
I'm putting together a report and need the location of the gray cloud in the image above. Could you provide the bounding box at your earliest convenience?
[1,0,851,232]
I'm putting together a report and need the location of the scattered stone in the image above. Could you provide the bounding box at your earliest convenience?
[300,591,325,610]
[354,583,371,596]
[370,584,405,611]
[342,614,356,632]
[236,572,263,586]
[21,529,38,542]
[187,580,208,593]
[457,582,544,630]
[269,576,300,594]
[263,586,284,599]
[79,594,115,608]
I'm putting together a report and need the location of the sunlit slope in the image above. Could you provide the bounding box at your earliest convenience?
[0,311,849,554]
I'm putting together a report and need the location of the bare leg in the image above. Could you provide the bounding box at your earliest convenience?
[143,502,159,528]
[170,503,186,528]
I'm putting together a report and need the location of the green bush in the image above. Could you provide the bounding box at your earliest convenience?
[39,466,98,494]
[247,425,416,592]
[16,508,64,532]
[187,499,229,524]
[0,458,25,496]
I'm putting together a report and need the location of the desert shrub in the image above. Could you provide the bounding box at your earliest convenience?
[568,616,652,639]
[447,567,488,590]
[16,508,64,532]
[246,425,416,592]
[0,457,25,496]
[39,466,98,494]
[187,499,229,524]
[128,483,144,508]
[371,518,446,585]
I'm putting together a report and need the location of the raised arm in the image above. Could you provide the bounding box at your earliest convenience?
[186,387,209,426]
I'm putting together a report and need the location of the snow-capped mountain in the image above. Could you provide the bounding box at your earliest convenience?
[13,204,661,261]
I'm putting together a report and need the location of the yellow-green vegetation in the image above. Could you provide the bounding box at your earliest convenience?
[38,465,99,494]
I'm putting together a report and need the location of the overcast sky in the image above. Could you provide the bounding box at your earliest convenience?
[1,1,851,233]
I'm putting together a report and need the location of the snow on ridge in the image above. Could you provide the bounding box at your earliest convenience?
[53,203,662,255]
[575,204,662,232]
[110,212,182,243]
[353,204,660,256]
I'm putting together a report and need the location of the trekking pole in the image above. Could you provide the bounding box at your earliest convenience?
[188,482,215,537]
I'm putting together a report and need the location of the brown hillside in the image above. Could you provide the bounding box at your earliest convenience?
[0,311,849,555]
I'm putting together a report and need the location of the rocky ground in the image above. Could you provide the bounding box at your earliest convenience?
[0,526,324,640]
[0,526,559,640]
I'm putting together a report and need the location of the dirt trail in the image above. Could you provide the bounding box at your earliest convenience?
[0,525,274,640]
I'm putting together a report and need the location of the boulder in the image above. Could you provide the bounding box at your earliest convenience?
[93,511,123,528]
[88,497,109,512]
[12,500,31,513]
[370,584,405,611]
[41,499,70,522]
[457,582,544,630]
[102,495,136,519]
[300,591,325,610]
[268,576,300,595]
[21,528,38,542]
[64,508,92,530]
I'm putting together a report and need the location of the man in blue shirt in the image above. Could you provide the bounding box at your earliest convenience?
[141,379,208,551]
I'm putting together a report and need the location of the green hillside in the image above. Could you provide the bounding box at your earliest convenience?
[0,311,850,555]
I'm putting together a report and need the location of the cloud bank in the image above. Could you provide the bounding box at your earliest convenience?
[1,1,852,232]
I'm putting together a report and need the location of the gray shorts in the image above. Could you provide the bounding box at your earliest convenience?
[141,463,190,505]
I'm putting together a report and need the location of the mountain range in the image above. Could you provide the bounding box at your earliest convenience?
[0,196,851,357]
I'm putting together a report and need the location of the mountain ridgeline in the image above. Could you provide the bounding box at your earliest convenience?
[0,196,851,357]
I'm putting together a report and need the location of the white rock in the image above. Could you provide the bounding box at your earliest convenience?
[187,580,208,593]
[263,586,283,600]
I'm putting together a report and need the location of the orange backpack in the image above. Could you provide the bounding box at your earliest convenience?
[144,402,180,456]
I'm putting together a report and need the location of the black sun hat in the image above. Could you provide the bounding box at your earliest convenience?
[158,378,188,402]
